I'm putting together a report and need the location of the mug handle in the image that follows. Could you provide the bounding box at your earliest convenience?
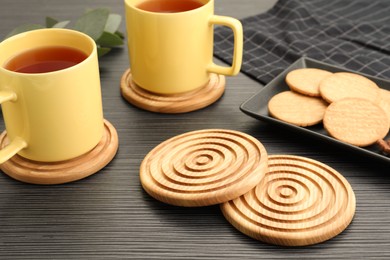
[207,15,243,76]
[0,90,27,164]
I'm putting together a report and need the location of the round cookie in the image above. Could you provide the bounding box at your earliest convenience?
[323,98,389,147]
[378,88,390,127]
[268,91,328,127]
[319,72,380,103]
[221,155,356,246]
[140,129,268,207]
[286,68,333,96]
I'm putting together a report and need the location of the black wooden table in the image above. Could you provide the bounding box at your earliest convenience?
[0,1,389,259]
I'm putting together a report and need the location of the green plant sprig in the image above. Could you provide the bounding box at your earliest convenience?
[4,8,125,57]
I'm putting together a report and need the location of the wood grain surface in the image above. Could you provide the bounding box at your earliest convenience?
[1,0,390,259]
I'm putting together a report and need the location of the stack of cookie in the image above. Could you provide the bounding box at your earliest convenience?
[268,68,390,147]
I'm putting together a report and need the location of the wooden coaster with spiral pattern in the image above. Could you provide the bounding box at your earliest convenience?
[140,129,268,207]
[120,69,225,113]
[221,155,356,246]
[0,119,119,185]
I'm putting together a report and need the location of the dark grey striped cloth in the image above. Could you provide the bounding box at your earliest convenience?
[214,0,390,85]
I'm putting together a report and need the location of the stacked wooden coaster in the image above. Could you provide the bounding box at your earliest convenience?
[140,129,268,207]
[140,129,356,246]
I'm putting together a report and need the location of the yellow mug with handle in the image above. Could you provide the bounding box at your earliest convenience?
[0,28,104,163]
[124,0,243,94]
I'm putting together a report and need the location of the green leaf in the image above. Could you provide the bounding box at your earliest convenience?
[74,8,110,40]
[96,31,123,47]
[4,24,45,39]
[104,14,122,34]
[114,30,125,39]
[3,7,124,59]
[53,20,70,28]
[46,16,58,28]
[97,47,111,57]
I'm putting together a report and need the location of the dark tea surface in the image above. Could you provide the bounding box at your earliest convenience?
[137,0,203,13]
[4,46,88,73]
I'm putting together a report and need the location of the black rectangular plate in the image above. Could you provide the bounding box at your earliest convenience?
[240,57,390,163]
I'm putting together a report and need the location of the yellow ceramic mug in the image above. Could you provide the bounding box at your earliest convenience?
[124,0,243,94]
[0,28,104,163]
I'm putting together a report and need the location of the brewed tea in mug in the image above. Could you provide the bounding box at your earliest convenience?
[137,0,204,13]
[4,46,88,74]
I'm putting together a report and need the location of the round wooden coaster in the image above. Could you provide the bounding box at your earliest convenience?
[120,69,225,113]
[140,129,268,207]
[221,155,356,246]
[0,119,118,185]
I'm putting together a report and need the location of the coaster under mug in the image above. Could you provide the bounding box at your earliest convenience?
[0,119,118,185]
[120,69,225,113]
